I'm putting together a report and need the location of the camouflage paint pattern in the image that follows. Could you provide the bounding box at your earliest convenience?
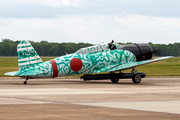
[36,49,136,78]
[5,40,136,78]
[5,40,172,78]
[17,40,43,68]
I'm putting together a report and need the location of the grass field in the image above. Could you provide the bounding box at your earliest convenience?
[1,57,180,77]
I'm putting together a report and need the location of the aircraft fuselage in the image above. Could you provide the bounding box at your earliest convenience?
[24,49,136,78]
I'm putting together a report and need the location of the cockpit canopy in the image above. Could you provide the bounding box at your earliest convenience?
[75,42,120,54]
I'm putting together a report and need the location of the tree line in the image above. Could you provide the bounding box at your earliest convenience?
[0,39,180,56]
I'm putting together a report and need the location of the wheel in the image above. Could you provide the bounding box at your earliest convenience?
[111,78,119,83]
[132,74,141,83]
[24,81,27,84]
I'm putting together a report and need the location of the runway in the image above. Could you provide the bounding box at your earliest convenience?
[0,78,180,120]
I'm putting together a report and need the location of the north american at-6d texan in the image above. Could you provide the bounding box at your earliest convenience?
[5,40,172,84]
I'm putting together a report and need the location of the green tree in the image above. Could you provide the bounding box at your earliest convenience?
[1,38,180,57]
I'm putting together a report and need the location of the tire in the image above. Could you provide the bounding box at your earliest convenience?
[132,74,141,83]
[24,81,27,84]
[111,78,119,83]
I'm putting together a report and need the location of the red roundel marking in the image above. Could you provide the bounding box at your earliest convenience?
[70,58,83,72]
[50,60,58,78]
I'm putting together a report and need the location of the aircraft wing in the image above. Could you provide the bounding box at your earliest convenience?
[107,56,172,72]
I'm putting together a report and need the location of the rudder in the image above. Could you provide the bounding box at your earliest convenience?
[17,40,43,68]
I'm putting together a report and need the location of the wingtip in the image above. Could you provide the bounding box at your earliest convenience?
[166,56,174,58]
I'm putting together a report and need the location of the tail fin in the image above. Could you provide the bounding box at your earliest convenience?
[17,40,43,68]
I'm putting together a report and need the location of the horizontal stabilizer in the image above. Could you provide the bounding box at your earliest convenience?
[19,72,40,77]
[5,70,43,77]
[4,71,19,76]
[107,56,172,72]
[18,69,44,77]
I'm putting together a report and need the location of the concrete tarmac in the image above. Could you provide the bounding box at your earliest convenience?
[0,78,180,120]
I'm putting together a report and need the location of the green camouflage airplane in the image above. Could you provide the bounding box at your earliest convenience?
[5,40,172,84]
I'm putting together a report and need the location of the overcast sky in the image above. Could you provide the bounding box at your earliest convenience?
[0,0,180,44]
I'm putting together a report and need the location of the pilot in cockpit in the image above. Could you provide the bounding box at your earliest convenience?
[108,40,117,50]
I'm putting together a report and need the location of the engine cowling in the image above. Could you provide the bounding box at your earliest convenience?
[119,43,153,61]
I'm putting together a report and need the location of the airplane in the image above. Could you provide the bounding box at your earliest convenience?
[5,40,172,84]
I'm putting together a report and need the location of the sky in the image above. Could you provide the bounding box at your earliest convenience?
[0,0,180,44]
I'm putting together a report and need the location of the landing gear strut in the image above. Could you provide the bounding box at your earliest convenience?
[24,77,28,84]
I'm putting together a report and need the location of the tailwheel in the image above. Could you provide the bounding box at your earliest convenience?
[132,74,141,83]
[24,81,27,84]
[24,77,28,85]
[111,78,119,83]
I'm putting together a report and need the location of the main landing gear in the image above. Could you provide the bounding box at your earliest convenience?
[81,67,145,84]
[131,67,142,84]
[110,73,142,84]
[24,77,28,84]
[132,74,141,83]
